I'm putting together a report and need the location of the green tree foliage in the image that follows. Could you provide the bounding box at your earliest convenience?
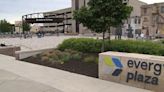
[0,19,12,33]
[22,22,31,32]
[73,0,133,51]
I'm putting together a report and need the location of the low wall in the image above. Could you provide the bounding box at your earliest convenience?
[16,48,54,60]
[99,51,164,92]
[0,46,20,57]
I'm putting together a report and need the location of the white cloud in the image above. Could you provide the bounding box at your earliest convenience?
[0,0,71,23]
[1,0,164,23]
[140,0,164,4]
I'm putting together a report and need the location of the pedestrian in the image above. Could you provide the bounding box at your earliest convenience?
[136,34,139,39]
[140,33,145,40]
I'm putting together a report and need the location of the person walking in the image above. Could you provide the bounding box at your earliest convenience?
[140,32,145,40]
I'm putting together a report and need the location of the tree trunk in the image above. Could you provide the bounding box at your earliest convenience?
[118,26,122,40]
[108,27,111,40]
[101,31,105,52]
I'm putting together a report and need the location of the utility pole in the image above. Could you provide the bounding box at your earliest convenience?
[22,16,24,34]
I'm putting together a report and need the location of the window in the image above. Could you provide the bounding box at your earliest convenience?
[143,8,147,15]
[138,18,141,24]
[134,18,137,24]
[143,17,148,22]
[161,6,164,13]
[152,15,156,24]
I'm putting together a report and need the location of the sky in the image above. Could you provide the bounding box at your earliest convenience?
[0,0,71,23]
[0,0,164,24]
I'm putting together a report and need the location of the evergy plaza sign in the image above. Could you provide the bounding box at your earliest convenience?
[99,52,164,92]
[126,60,162,85]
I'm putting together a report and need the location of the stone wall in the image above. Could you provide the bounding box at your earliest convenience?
[99,51,164,92]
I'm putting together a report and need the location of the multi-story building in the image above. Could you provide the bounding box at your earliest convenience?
[141,2,164,38]
[15,21,41,33]
[41,0,146,36]
[42,0,90,34]
[42,8,73,33]
[15,21,22,33]
[121,0,147,38]
[72,0,91,34]
[73,0,147,36]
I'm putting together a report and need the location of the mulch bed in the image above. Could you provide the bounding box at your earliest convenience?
[22,57,98,78]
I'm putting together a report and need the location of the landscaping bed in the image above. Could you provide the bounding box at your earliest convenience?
[22,38,164,79]
[22,49,98,78]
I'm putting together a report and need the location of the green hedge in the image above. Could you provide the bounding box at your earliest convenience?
[107,40,164,56]
[161,40,164,44]
[58,38,164,56]
[58,38,102,53]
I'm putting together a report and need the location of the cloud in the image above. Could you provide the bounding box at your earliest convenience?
[0,0,71,23]
[1,0,164,23]
[140,0,164,4]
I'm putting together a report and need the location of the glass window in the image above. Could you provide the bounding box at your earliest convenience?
[143,8,147,15]
[138,18,141,24]
[161,6,164,13]
[134,18,137,24]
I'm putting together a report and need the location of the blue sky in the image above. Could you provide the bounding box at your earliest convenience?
[0,0,163,23]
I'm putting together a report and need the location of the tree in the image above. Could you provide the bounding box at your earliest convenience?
[22,22,31,32]
[0,19,12,33]
[73,0,133,52]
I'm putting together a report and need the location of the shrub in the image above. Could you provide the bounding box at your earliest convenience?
[60,52,71,63]
[161,40,164,44]
[107,40,164,56]
[64,49,82,60]
[72,53,82,60]
[40,49,83,64]
[84,56,98,64]
[58,38,102,53]
[58,38,164,56]
[41,56,49,61]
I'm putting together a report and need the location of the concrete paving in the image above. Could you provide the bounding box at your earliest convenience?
[0,36,80,51]
[0,54,152,92]
[0,35,127,51]
[0,69,62,92]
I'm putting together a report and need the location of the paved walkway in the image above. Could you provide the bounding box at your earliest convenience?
[0,54,152,92]
[0,36,80,51]
[0,69,62,92]
[0,35,127,51]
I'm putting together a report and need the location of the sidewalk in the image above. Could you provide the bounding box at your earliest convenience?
[0,69,62,92]
[0,54,152,92]
[0,36,79,51]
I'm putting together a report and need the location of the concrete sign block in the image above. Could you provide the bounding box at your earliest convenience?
[99,51,164,92]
